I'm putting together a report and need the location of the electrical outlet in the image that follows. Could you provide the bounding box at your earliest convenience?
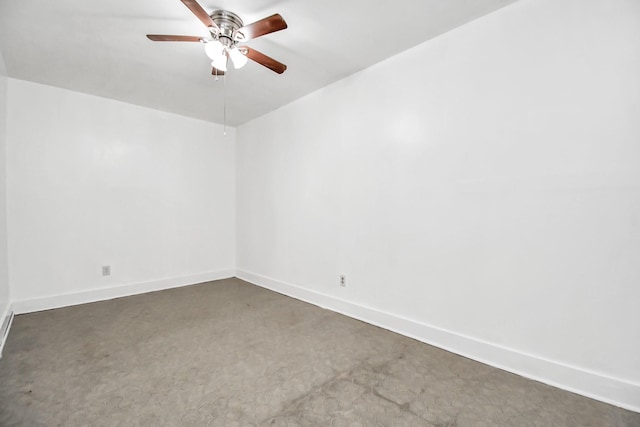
[339,275,346,287]
[102,265,111,276]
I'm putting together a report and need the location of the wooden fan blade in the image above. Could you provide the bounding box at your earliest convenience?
[180,0,218,30]
[241,47,287,74]
[235,14,287,41]
[211,67,225,76]
[147,35,202,42]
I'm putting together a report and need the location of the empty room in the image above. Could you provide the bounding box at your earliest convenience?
[0,0,639,425]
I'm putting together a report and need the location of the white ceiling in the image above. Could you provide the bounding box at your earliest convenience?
[0,0,518,126]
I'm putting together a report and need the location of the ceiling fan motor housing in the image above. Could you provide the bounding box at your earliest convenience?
[210,10,244,46]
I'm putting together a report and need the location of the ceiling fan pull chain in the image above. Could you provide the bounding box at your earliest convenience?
[223,71,227,136]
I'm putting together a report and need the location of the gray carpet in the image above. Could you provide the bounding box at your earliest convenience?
[0,278,638,426]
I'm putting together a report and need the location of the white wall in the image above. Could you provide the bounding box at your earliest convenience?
[0,49,10,349]
[7,79,235,310]
[237,0,640,410]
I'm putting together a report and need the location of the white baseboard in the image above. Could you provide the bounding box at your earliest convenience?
[236,269,640,413]
[0,303,14,358]
[12,269,235,314]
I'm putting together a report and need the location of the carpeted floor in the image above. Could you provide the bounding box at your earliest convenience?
[0,278,638,426]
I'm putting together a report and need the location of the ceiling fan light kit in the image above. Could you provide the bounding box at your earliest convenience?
[146,0,288,76]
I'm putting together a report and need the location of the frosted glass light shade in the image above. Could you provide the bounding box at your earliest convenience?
[204,40,224,61]
[228,47,248,69]
[211,55,228,72]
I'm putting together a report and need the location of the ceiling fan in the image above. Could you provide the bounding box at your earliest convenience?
[146,0,288,75]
